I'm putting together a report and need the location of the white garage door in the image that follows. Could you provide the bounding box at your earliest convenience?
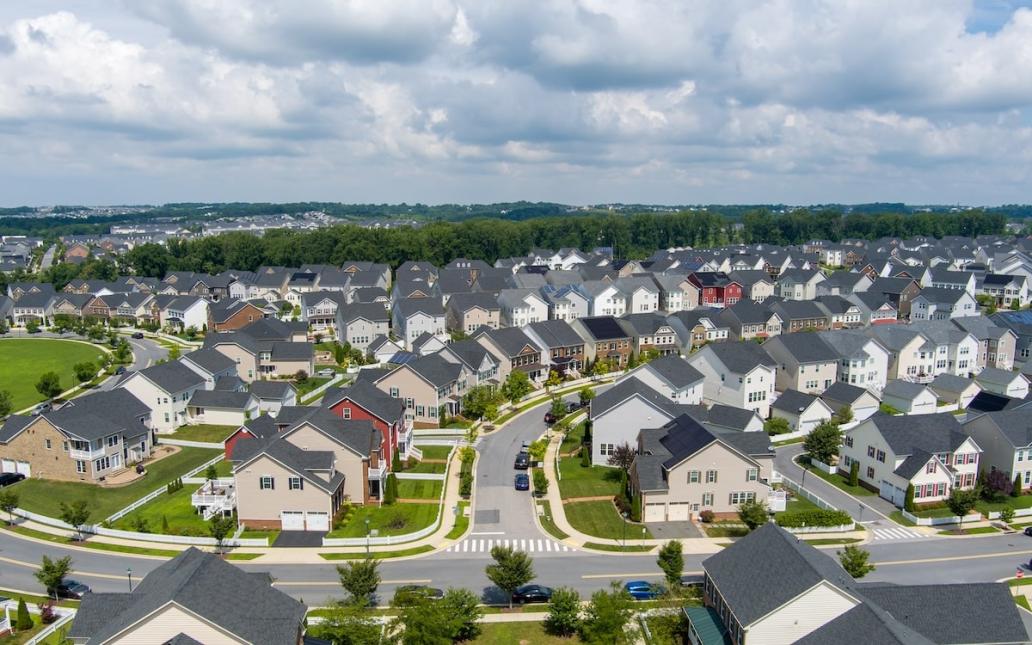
[643,503,665,523]
[0,459,14,474]
[15,461,30,477]
[306,512,330,532]
[667,502,691,522]
[281,511,305,530]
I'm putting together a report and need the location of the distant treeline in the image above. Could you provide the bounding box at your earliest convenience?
[109,208,1006,276]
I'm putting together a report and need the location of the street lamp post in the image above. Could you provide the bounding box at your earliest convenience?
[858,502,864,524]
[127,567,133,593]
[622,512,628,550]
[365,518,371,556]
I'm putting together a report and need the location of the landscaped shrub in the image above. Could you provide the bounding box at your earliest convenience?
[38,602,57,625]
[460,472,473,497]
[699,510,715,523]
[776,509,852,528]
[580,447,590,467]
[16,598,32,630]
[630,494,642,522]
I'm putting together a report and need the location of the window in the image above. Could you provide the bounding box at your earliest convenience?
[705,470,718,483]
[746,468,758,482]
[876,450,885,463]
[600,443,615,456]
[867,445,876,458]
[342,407,351,419]
[728,491,756,505]
[701,493,713,506]
[76,460,86,474]
[866,466,875,479]
[44,438,51,450]
[288,477,303,490]
[926,461,936,474]
[106,435,118,447]
[389,387,399,398]
[688,470,700,484]
[416,405,425,417]
[260,476,275,490]
[844,436,853,448]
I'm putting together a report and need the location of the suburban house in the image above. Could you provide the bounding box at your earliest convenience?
[438,338,502,388]
[839,413,981,507]
[911,287,978,321]
[583,281,626,317]
[819,382,881,421]
[67,547,309,644]
[497,288,549,327]
[392,298,446,351]
[445,292,502,334]
[865,325,937,381]
[322,379,408,466]
[523,319,586,377]
[186,389,259,426]
[929,267,977,294]
[768,299,829,332]
[619,312,680,356]
[776,268,825,301]
[369,335,405,364]
[373,353,472,427]
[770,389,834,433]
[207,298,266,331]
[117,360,208,433]
[929,373,982,409]
[249,380,298,417]
[589,379,692,466]
[683,404,765,433]
[847,290,899,325]
[156,295,209,330]
[815,295,864,329]
[719,299,783,341]
[474,327,545,384]
[981,273,1030,308]
[204,319,314,382]
[685,341,777,418]
[540,284,590,321]
[667,309,731,350]
[762,333,839,395]
[0,389,153,482]
[688,272,743,308]
[727,270,775,302]
[652,273,700,311]
[570,316,634,369]
[962,409,1032,493]
[869,276,921,318]
[881,380,938,415]
[231,407,383,529]
[616,354,704,404]
[181,348,239,389]
[631,414,775,522]
[974,367,1030,399]
[334,302,391,353]
[300,290,347,331]
[11,290,55,326]
[614,276,660,313]
[695,523,1027,645]
[814,330,889,392]
[952,315,1017,371]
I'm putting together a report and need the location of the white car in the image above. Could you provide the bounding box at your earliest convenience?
[317,368,336,377]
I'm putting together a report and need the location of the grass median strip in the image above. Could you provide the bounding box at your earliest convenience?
[445,501,470,540]
[582,542,654,553]
[536,501,569,540]
[319,545,434,560]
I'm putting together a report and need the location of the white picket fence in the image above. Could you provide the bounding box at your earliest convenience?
[26,612,75,645]
[395,472,445,481]
[160,438,224,449]
[299,373,346,404]
[900,509,986,526]
[107,453,225,522]
[0,600,76,645]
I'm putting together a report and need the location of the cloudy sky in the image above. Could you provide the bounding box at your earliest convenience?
[1,0,1031,206]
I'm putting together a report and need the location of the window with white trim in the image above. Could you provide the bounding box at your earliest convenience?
[288,477,303,490]
[260,476,275,490]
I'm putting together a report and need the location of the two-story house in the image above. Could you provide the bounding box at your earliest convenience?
[616,354,704,404]
[762,333,839,395]
[322,379,408,467]
[776,269,826,301]
[619,312,680,357]
[474,327,545,385]
[117,360,209,433]
[392,298,446,352]
[963,408,1032,493]
[445,292,502,334]
[719,299,783,341]
[686,341,777,418]
[911,287,978,321]
[814,330,889,392]
[334,302,391,353]
[688,272,743,308]
[207,298,267,332]
[589,379,693,465]
[524,319,586,377]
[570,315,634,369]
[374,353,472,427]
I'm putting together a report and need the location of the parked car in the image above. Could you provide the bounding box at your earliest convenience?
[566,401,579,413]
[514,453,530,470]
[0,473,26,487]
[544,411,557,424]
[393,585,444,605]
[115,366,127,375]
[131,332,144,339]
[317,368,336,377]
[514,473,530,491]
[512,584,553,604]
[56,580,91,599]
[31,402,51,416]
[624,580,664,600]
[1024,526,1032,537]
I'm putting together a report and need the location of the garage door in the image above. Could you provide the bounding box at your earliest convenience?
[643,503,665,523]
[15,461,30,477]
[0,459,14,474]
[306,512,330,532]
[281,511,305,530]
[667,503,691,522]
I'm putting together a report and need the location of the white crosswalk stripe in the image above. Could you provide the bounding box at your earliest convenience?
[445,538,574,553]
[872,527,925,540]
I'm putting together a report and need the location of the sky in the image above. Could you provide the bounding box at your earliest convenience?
[1,1,1032,207]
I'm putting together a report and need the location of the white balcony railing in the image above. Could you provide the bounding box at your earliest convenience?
[68,448,103,460]
[368,466,386,480]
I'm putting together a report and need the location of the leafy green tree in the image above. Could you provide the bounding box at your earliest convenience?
[391,588,483,644]
[904,483,915,512]
[737,499,769,530]
[383,473,398,505]
[838,545,875,579]
[72,361,96,383]
[337,559,380,606]
[0,488,17,525]
[58,500,91,540]
[485,545,534,608]
[0,389,12,418]
[606,443,636,471]
[580,582,634,644]
[308,602,383,645]
[205,464,218,481]
[657,540,684,588]
[533,469,549,496]
[25,319,40,334]
[835,404,854,424]
[1001,507,1016,524]
[1014,473,1023,498]
[545,369,563,390]
[462,385,501,421]
[15,598,32,631]
[35,371,63,400]
[544,587,581,637]
[764,417,790,435]
[579,387,595,407]
[947,488,979,517]
[113,339,131,363]
[208,514,236,554]
[501,370,532,403]
[34,555,72,600]
[849,461,860,487]
[804,421,842,465]
[630,494,641,522]
[168,344,181,360]
[550,396,566,420]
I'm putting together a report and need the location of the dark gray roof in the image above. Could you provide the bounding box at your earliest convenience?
[769,298,828,321]
[182,348,236,375]
[188,389,254,410]
[395,297,444,318]
[525,319,583,349]
[703,341,776,373]
[771,389,821,414]
[336,302,390,325]
[322,379,404,422]
[270,341,313,361]
[249,380,297,399]
[893,449,936,479]
[578,316,630,341]
[0,415,35,443]
[67,548,306,645]
[476,327,539,357]
[446,291,501,314]
[132,360,207,394]
[43,389,151,442]
[914,286,967,304]
[619,312,673,336]
[637,355,703,389]
[863,413,968,457]
[882,380,933,401]
[681,404,761,432]
[975,366,1025,387]
[793,603,933,645]
[764,333,839,364]
[442,339,498,372]
[965,410,1032,449]
[929,373,977,395]
[403,353,463,388]
[590,379,685,419]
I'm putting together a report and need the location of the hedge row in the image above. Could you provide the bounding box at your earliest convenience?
[776,509,852,528]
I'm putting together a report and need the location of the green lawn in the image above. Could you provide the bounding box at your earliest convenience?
[8,446,222,519]
[537,501,569,540]
[583,542,655,552]
[704,523,750,538]
[564,500,652,540]
[472,621,573,644]
[1016,596,1030,611]
[294,376,330,397]
[113,486,209,536]
[170,424,238,444]
[557,458,624,499]
[445,501,470,539]
[889,511,917,527]
[560,420,587,454]
[938,526,999,536]
[327,503,438,538]
[780,494,821,515]
[240,529,280,542]
[913,506,963,518]
[0,338,107,409]
[415,445,453,460]
[800,462,876,496]
[402,461,447,474]
[318,545,434,560]
[215,460,234,476]
[397,479,443,500]
[976,494,1032,514]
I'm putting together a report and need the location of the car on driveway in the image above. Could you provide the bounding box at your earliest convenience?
[512,584,553,604]
[514,473,530,490]
[56,580,91,599]
[514,453,530,469]
[624,580,664,600]
[317,368,336,377]
[131,332,144,339]
[0,473,25,487]
[566,401,579,414]
[115,366,127,375]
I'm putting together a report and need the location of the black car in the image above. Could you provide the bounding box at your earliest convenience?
[1024,526,1032,537]
[512,584,553,604]
[131,332,144,339]
[0,472,25,487]
[566,401,579,414]
[514,453,530,469]
[393,585,444,605]
[56,580,91,599]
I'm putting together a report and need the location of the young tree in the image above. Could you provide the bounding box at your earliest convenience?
[35,371,63,400]
[0,389,14,418]
[58,500,91,541]
[630,493,642,522]
[392,588,483,644]
[849,461,860,488]
[1014,472,1023,498]
[113,339,131,363]
[835,404,854,424]
[904,483,916,512]
[579,386,596,408]
[336,558,380,606]
[0,488,18,525]
[1001,507,1016,524]
[580,582,634,645]
[15,597,32,631]
[168,344,181,360]
[803,421,842,465]
[205,464,219,481]
[383,473,398,505]
[501,370,532,403]
[533,468,549,496]
[208,514,236,554]
[308,602,382,645]
[25,319,40,334]
[34,555,72,600]
[545,369,563,390]
[544,587,582,637]
[462,385,500,420]
[606,443,636,471]
[439,587,483,642]
[485,545,534,608]
[550,396,566,420]
[737,499,769,530]
[947,488,979,517]
[763,417,790,435]
[591,359,611,378]
[656,540,684,588]
[838,545,875,579]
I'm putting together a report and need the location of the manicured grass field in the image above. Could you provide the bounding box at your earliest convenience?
[319,545,434,560]
[402,461,447,474]
[537,501,569,540]
[415,445,453,461]
[563,500,652,540]
[800,461,876,496]
[557,458,624,499]
[114,486,209,536]
[976,494,1032,514]
[396,479,443,500]
[559,420,587,454]
[169,424,238,444]
[472,622,573,644]
[0,338,107,409]
[215,460,234,476]
[327,503,438,538]
[8,447,222,519]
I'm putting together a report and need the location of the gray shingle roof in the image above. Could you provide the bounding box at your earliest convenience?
[636,355,703,389]
[882,380,933,401]
[702,341,776,373]
[525,319,583,349]
[188,389,255,410]
[132,360,207,394]
[764,333,839,364]
[182,348,236,375]
[681,404,761,432]
[395,297,444,318]
[477,327,539,357]
[43,389,152,442]
[771,389,821,414]
[862,413,968,457]
[403,353,463,388]
[321,379,404,423]
[965,410,1032,449]
[590,379,685,419]
[893,449,936,479]
[337,302,390,325]
[249,380,297,399]
[929,373,977,396]
[0,415,35,443]
[67,548,306,645]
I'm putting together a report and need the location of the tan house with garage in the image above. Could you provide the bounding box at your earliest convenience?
[631,414,775,522]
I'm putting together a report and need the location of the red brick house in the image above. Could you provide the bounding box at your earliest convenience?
[321,380,408,467]
[208,298,267,332]
[688,272,743,308]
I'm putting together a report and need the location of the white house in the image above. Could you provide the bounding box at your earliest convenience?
[911,288,978,321]
[180,348,239,390]
[815,330,889,392]
[762,333,840,395]
[685,341,777,418]
[820,382,881,421]
[616,354,704,404]
[881,380,938,415]
[497,288,549,327]
[186,390,259,426]
[159,296,209,331]
[975,367,1030,399]
[929,374,982,409]
[584,281,626,317]
[588,379,689,466]
[117,360,208,433]
[770,389,835,433]
[391,298,446,351]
